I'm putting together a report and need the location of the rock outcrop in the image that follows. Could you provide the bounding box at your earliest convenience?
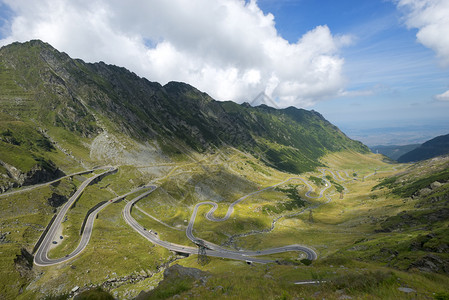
[0,160,64,193]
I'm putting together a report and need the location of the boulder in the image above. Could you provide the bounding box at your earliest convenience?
[430,181,442,190]
[409,254,449,273]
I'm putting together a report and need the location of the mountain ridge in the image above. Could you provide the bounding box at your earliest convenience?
[370,144,421,161]
[0,39,369,187]
[2,40,449,300]
[398,133,449,163]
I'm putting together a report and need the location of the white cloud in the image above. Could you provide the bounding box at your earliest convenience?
[0,0,349,107]
[435,89,449,101]
[396,0,449,66]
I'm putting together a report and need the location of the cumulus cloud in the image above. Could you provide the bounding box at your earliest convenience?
[435,89,449,101]
[396,0,449,66]
[0,0,349,107]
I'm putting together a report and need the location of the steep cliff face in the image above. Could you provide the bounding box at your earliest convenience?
[0,112,65,192]
[0,160,63,188]
[0,40,369,178]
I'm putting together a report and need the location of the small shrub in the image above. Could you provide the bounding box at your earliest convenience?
[300,258,312,266]
[435,292,449,300]
[73,287,114,300]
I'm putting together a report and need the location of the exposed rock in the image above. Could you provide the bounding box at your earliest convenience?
[162,264,209,281]
[408,233,449,253]
[419,188,432,196]
[380,248,398,259]
[0,159,64,191]
[408,254,449,273]
[0,232,10,244]
[47,193,68,207]
[14,248,33,278]
[430,181,442,189]
[0,180,16,193]
[136,264,210,300]
[398,287,416,293]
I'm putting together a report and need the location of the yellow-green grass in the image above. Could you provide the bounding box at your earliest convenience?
[0,187,54,221]
[322,150,390,170]
[48,167,154,258]
[166,254,449,299]
[47,183,115,259]
[21,199,175,299]
[131,207,192,246]
[3,147,448,299]
[0,191,58,299]
[45,126,94,166]
[99,166,148,195]
[187,185,317,247]
[140,165,328,248]
[218,165,412,256]
[109,270,164,299]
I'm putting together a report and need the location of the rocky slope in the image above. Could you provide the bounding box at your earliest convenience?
[361,155,449,273]
[0,40,368,185]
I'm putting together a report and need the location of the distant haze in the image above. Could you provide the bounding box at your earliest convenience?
[339,122,449,146]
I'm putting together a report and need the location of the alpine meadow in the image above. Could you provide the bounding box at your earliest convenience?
[1,1,449,299]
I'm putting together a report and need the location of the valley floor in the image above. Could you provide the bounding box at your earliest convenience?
[1,150,448,299]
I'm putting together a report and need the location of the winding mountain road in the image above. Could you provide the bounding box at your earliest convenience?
[123,186,317,262]
[34,167,117,266]
[0,169,99,198]
[33,167,349,266]
[182,173,334,260]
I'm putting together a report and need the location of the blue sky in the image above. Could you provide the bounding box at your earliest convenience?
[257,0,449,145]
[0,0,448,145]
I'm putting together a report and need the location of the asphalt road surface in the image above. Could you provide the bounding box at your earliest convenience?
[183,175,332,260]
[34,167,347,266]
[0,169,96,198]
[123,187,317,262]
[34,167,117,266]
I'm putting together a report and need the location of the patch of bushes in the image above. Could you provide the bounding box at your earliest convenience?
[309,176,325,186]
[74,287,114,300]
[392,169,449,197]
[300,258,312,266]
[372,176,398,191]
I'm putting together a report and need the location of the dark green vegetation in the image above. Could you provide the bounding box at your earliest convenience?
[308,175,325,186]
[73,287,114,300]
[370,144,421,160]
[398,133,449,163]
[325,175,344,192]
[275,185,306,209]
[0,112,64,191]
[263,185,306,214]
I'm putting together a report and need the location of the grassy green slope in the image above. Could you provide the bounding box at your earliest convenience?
[6,40,448,299]
[398,133,449,163]
[134,152,449,300]
[0,40,369,177]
